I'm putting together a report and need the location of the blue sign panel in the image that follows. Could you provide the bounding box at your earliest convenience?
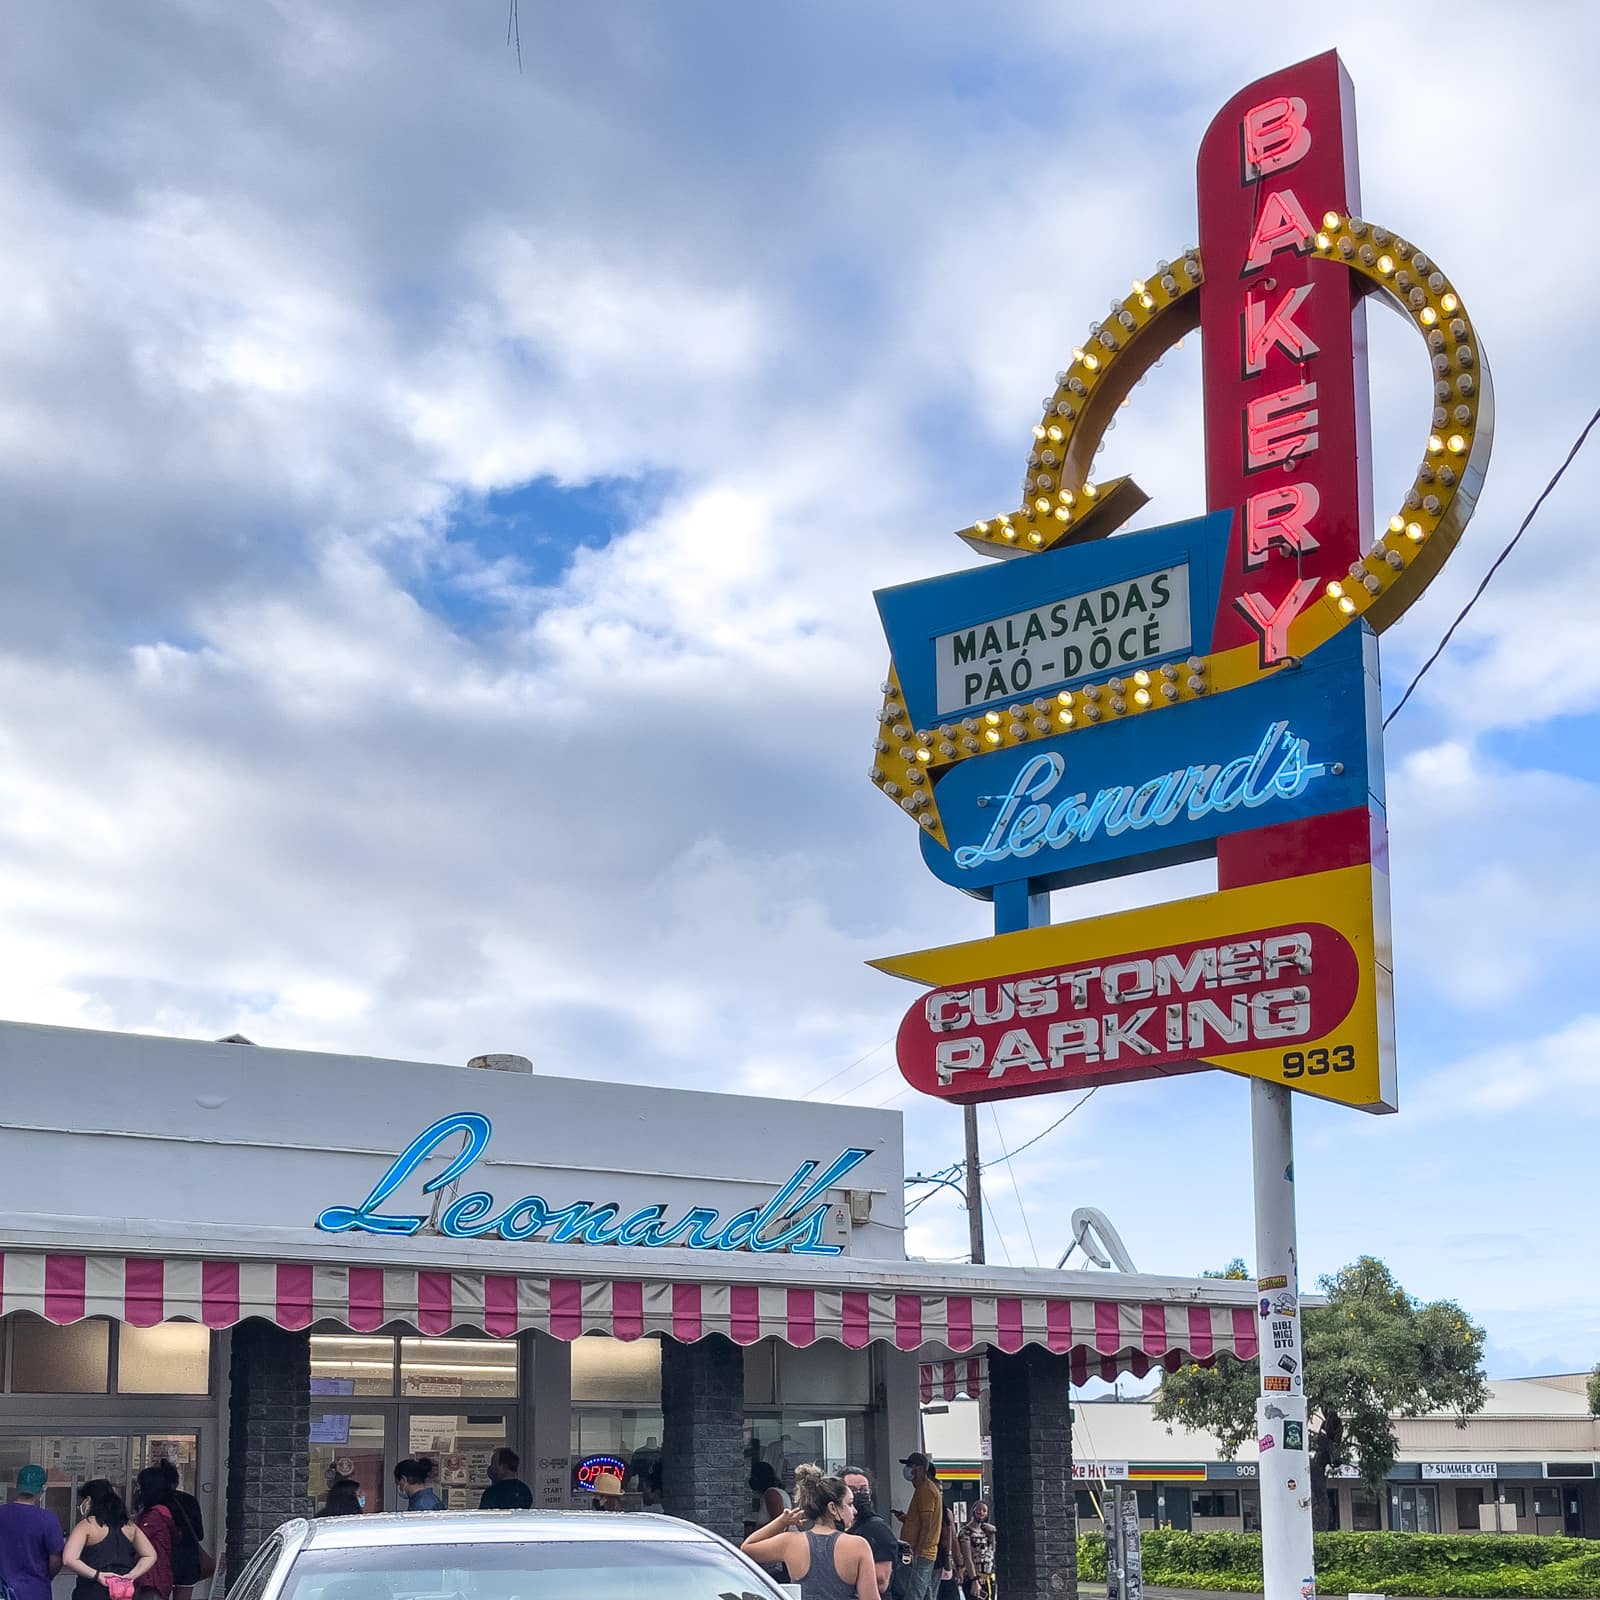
[875,512,1233,730]
[919,620,1380,896]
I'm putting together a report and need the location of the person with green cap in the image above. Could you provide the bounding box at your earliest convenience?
[0,1465,64,1600]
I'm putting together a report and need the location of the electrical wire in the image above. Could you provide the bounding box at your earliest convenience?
[988,1105,1040,1267]
[796,1037,894,1099]
[1384,403,1600,728]
[980,1192,1013,1265]
[981,1086,1099,1169]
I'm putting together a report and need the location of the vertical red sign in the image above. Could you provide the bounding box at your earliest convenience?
[1197,52,1374,664]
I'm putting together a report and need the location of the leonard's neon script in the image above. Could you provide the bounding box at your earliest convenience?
[316,1113,870,1256]
[952,720,1327,871]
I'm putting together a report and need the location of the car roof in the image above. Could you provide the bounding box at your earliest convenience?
[294,1511,724,1550]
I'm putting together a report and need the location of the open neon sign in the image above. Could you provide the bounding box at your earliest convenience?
[316,1114,870,1257]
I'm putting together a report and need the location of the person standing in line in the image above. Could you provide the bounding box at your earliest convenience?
[0,1465,64,1600]
[154,1462,205,1600]
[62,1480,156,1600]
[840,1466,898,1596]
[741,1464,876,1600]
[961,1502,995,1600]
[934,1493,966,1600]
[317,1483,364,1519]
[132,1469,176,1600]
[394,1459,445,1511]
[478,1450,533,1511]
[747,1462,790,1533]
[589,1471,624,1513]
[891,1454,942,1600]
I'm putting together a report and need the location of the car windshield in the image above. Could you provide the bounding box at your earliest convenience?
[280,1539,779,1600]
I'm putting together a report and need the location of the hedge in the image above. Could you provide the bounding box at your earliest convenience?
[1075,1530,1600,1596]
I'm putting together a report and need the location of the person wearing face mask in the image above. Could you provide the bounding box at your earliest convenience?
[840,1467,898,1596]
[890,1454,941,1600]
[62,1481,156,1600]
[742,1465,876,1600]
[960,1502,995,1600]
[318,1481,364,1518]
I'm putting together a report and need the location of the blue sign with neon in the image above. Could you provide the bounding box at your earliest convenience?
[920,619,1378,895]
[316,1113,870,1256]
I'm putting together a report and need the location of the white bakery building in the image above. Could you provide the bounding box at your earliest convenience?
[922,1373,1600,1537]
[0,1019,1261,1599]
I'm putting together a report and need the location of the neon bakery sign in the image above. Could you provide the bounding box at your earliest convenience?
[315,1113,870,1256]
[867,51,1493,1117]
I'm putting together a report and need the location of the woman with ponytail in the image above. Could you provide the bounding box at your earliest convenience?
[62,1481,156,1600]
[742,1464,876,1600]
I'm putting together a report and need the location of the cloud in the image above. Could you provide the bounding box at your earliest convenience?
[0,0,1595,1360]
[1404,1015,1600,1122]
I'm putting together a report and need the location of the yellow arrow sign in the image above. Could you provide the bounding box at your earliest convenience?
[873,862,1395,1113]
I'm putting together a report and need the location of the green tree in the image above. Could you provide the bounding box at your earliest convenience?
[1588,1362,1600,1416]
[1152,1256,1487,1530]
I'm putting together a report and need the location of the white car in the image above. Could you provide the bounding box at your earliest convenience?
[228,1510,793,1600]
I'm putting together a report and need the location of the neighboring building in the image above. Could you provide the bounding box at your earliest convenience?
[0,1019,1260,1598]
[922,1373,1600,1537]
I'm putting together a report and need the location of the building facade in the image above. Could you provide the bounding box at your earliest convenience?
[0,1019,1261,1599]
[922,1377,1600,1538]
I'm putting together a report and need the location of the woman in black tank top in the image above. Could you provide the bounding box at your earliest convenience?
[62,1481,156,1600]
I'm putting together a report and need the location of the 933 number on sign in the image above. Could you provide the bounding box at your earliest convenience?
[1281,1045,1355,1079]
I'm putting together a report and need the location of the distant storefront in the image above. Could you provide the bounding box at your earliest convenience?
[922,1380,1600,1537]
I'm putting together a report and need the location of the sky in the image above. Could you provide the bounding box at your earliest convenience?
[1,1,1596,1377]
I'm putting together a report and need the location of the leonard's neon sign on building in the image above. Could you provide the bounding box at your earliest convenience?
[869,52,1492,1115]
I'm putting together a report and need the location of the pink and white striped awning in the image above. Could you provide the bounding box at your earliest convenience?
[0,1252,1258,1380]
[921,1358,984,1402]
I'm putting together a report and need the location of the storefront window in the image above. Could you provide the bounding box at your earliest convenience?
[1350,1485,1383,1530]
[745,1412,867,1485]
[777,1344,870,1407]
[311,1335,396,1395]
[571,1337,660,1403]
[9,1316,109,1393]
[400,1338,517,1399]
[1194,1490,1239,1518]
[117,1324,211,1394]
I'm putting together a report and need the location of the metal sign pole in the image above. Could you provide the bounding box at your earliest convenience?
[1252,1081,1315,1600]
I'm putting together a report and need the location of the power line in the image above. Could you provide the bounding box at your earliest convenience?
[797,1037,893,1099]
[981,1192,1013,1265]
[1384,402,1600,728]
[989,1105,1040,1266]
[981,1086,1099,1169]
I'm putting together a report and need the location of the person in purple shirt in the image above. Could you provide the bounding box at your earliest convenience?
[0,1465,64,1600]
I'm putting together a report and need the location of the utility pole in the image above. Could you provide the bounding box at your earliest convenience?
[1252,1082,1314,1600]
[963,1104,985,1264]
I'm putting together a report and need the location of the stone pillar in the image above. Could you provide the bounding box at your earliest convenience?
[226,1321,310,1585]
[988,1346,1075,1600]
[660,1333,744,1541]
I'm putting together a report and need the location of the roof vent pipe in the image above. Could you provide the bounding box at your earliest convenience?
[467,1053,533,1074]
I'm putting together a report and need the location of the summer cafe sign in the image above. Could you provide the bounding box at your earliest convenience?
[867,52,1492,1113]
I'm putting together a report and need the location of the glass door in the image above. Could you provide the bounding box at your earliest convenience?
[307,1412,389,1514]
[400,1411,513,1510]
